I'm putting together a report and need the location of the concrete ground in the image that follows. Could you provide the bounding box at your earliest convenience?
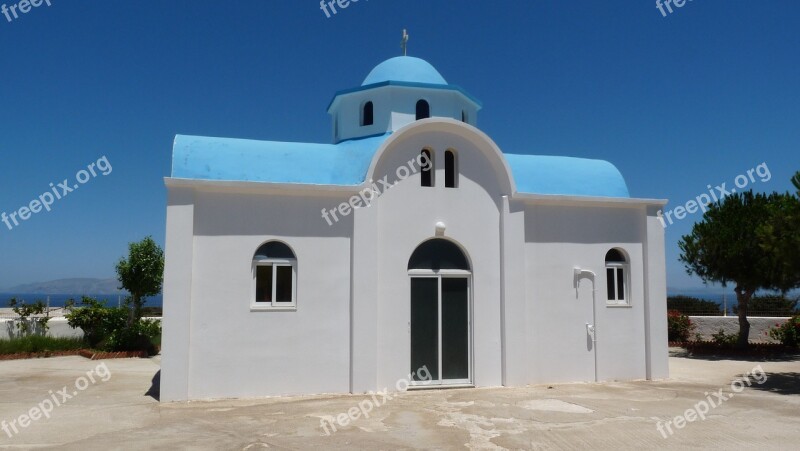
[0,352,798,450]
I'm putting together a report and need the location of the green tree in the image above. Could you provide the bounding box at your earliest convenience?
[679,191,800,348]
[756,191,800,293]
[116,236,164,324]
[791,170,800,194]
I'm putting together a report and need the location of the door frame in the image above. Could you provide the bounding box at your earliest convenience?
[408,269,473,387]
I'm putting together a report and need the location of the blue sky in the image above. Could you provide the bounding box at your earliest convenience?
[0,1,798,293]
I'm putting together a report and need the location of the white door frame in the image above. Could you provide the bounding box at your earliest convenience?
[408,269,473,387]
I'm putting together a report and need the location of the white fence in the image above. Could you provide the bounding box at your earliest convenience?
[2,317,161,340]
[2,317,83,340]
[690,316,790,343]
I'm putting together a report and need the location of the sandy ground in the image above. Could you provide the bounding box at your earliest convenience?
[0,352,798,450]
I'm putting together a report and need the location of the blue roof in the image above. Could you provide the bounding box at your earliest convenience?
[171,135,630,198]
[504,153,630,198]
[362,57,447,86]
[172,133,390,186]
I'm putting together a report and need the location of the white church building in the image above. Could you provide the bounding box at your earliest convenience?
[161,55,669,402]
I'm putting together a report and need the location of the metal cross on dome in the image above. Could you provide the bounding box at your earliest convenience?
[401,29,409,56]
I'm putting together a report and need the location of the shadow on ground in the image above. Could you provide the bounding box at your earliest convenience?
[145,370,160,401]
[749,372,800,395]
[679,351,800,362]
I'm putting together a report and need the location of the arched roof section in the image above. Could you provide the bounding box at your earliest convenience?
[366,118,516,195]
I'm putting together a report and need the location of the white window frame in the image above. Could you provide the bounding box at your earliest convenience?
[252,258,297,311]
[605,261,630,306]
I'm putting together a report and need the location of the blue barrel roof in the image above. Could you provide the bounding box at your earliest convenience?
[171,134,630,198]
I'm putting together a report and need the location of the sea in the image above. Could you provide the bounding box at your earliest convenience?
[0,293,163,308]
[669,290,799,315]
[669,292,736,314]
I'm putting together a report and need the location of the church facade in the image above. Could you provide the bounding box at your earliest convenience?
[161,56,668,402]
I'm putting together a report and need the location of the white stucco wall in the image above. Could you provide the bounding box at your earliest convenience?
[331,86,479,142]
[186,191,354,400]
[643,207,669,379]
[523,204,649,383]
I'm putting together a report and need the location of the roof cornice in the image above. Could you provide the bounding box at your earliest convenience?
[327,81,482,112]
[511,192,668,208]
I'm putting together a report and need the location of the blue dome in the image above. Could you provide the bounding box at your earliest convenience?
[362,56,448,86]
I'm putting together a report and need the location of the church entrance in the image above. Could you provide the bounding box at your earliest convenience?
[407,239,472,386]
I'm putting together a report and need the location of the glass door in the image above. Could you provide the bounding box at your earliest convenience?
[410,275,471,386]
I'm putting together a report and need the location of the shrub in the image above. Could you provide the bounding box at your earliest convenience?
[65,297,127,348]
[711,329,739,346]
[667,310,694,341]
[734,295,799,317]
[7,298,50,335]
[0,336,83,354]
[105,319,161,355]
[769,316,800,348]
[667,296,722,316]
[64,296,160,353]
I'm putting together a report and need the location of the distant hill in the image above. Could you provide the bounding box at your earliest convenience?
[3,278,127,295]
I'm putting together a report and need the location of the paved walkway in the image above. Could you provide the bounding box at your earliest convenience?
[0,353,798,450]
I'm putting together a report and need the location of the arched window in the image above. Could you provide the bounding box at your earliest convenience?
[420,149,434,187]
[408,239,470,272]
[253,241,297,309]
[416,99,430,120]
[362,101,374,126]
[444,150,457,188]
[605,249,628,305]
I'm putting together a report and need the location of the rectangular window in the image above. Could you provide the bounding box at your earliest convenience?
[606,265,629,305]
[253,262,296,309]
